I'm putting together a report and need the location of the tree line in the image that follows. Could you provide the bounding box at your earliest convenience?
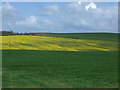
[0,31,49,36]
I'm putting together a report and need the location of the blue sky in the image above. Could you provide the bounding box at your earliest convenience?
[2,2,118,33]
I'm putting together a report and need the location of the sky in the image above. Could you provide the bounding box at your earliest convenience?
[1,2,118,33]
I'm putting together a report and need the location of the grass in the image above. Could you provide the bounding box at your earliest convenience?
[48,33,119,42]
[2,50,118,88]
[2,33,119,88]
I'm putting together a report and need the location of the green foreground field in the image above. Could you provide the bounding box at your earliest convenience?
[2,33,119,88]
[3,50,118,88]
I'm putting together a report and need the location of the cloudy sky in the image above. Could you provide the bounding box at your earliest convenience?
[2,2,118,33]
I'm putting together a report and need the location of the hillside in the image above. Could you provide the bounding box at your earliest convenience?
[2,33,118,88]
[1,34,118,51]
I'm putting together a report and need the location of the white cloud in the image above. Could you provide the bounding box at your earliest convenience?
[78,1,82,5]
[41,4,58,15]
[2,3,16,18]
[16,16,38,25]
[64,3,117,32]
[26,16,37,24]
[14,15,57,32]
[66,3,84,11]
[2,3,17,31]
[85,2,97,11]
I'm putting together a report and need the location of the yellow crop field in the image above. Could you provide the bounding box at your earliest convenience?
[0,35,118,51]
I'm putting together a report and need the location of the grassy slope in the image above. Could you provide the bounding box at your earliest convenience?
[2,33,118,88]
[3,50,118,88]
[48,33,119,42]
[1,33,118,51]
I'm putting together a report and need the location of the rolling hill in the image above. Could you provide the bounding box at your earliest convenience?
[2,33,119,88]
[1,34,118,51]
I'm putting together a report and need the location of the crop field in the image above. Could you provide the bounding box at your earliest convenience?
[1,33,119,88]
[1,34,118,51]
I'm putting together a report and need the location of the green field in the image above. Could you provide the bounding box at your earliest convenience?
[2,33,119,88]
[48,33,119,42]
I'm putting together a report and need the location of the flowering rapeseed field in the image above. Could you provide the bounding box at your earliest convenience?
[1,35,118,51]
